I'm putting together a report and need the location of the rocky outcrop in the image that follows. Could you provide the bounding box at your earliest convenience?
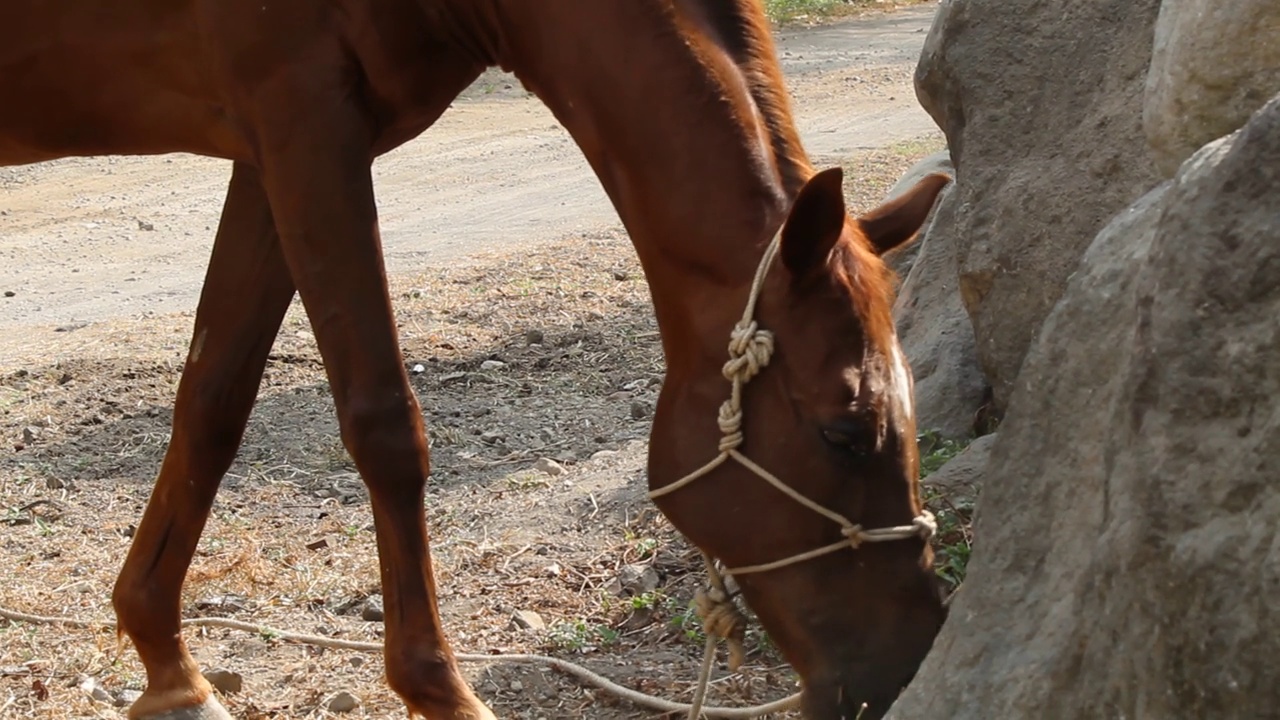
[892,186,986,440]
[1144,0,1280,177]
[888,95,1280,720]
[912,0,1163,412]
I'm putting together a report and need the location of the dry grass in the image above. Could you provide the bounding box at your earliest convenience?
[0,140,953,719]
[764,0,936,25]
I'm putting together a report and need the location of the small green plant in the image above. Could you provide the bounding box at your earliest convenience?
[665,596,705,645]
[763,0,848,23]
[917,429,967,479]
[34,516,55,537]
[921,483,976,591]
[917,429,977,590]
[546,619,620,652]
[763,0,927,25]
[629,591,662,611]
[631,536,658,560]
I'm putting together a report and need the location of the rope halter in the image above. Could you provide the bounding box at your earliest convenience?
[645,230,936,718]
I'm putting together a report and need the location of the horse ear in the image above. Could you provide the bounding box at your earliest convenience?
[857,172,951,256]
[781,167,847,279]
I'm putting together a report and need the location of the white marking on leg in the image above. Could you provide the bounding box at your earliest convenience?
[188,328,208,364]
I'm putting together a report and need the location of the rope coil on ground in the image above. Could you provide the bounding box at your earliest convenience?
[0,605,800,719]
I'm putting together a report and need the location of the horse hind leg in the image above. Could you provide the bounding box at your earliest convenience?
[112,162,296,720]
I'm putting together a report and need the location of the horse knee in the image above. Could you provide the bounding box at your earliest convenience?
[335,386,424,458]
[336,388,428,471]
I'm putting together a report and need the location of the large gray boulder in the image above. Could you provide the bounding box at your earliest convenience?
[888,95,1280,719]
[1144,0,1280,177]
[913,0,1163,412]
[892,186,987,440]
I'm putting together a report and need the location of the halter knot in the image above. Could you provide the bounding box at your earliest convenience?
[694,586,748,671]
[722,321,774,383]
[716,401,744,452]
[913,510,938,540]
[840,524,866,549]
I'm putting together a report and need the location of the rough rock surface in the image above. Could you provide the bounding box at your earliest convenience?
[888,96,1280,720]
[913,0,1163,411]
[1144,0,1280,177]
[892,187,987,439]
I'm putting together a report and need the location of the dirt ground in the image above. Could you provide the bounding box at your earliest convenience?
[0,5,952,719]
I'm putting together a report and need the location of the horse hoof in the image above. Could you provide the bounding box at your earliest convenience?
[132,696,234,720]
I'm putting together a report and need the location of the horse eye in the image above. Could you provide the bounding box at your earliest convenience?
[821,424,876,455]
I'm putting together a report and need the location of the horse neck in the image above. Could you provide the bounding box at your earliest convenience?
[489,1,813,374]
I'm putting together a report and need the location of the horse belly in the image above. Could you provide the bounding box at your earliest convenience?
[0,5,246,166]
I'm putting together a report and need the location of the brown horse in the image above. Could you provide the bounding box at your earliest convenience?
[1,1,950,718]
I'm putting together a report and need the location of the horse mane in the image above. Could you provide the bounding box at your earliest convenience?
[688,0,814,197]
[686,0,899,354]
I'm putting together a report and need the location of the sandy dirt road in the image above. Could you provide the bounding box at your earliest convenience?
[0,4,941,332]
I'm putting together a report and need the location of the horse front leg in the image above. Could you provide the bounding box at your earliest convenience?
[254,90,493,720]
[112,162,296,720]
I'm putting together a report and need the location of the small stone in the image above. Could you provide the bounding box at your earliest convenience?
[195,594,248,613]
[361,595,385,622]
[611,269,630,281]
[3,290,14,298]
[630,400,651,420]
[115,688,143,708]
[348,656,365,669]
[45,476,65,490]
[480,359,506,371]
[510,609,546,631]
[615,564,660,596]
[480,430,505,445]
[411,363,426,374]
[590,450,618,461]
[533,458,565,477]
[305,537,329,551]
[79,676,111,703]
[137,219,155,231]
[325,691,360,713]
[22,427,38,445]
[202,668,243,694]
[510,680,524,692]
[525,329,545,345]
